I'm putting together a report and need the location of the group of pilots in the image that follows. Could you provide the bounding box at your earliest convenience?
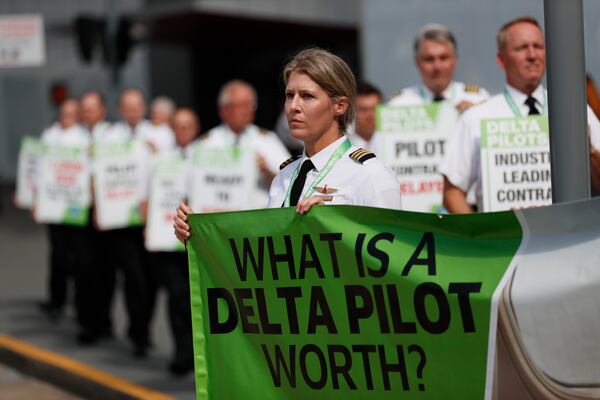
[25,15,600,378]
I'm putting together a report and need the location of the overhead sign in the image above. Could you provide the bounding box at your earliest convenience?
[0,15,45,67]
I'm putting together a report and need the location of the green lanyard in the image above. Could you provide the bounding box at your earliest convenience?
[503,88,547,117]
[283,138,351,207]
[419,83,456,103]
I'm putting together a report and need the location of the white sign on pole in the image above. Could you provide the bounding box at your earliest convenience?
[480,116,552,212]
[15,136,42,209]
[93,140,148,230]
[189,145,257,213]
[34,143,91,225]
[376,103,458,213]
[0,15,45,67]
[145,154,188,252]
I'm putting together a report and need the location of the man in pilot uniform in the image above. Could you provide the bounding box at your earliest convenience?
[202,80,290,208]
[440,16,600,213]
[389,23,489,110]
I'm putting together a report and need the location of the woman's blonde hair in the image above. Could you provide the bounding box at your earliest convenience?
[283,48,356,133]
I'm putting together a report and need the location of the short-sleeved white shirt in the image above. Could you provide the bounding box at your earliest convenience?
[202,123,291,208]
[439,84,600,210]
[95,121,135,144]
[389,81,490,106]
[268,135,402,209]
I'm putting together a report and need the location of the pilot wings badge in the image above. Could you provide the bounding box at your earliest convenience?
[313,185,336,201]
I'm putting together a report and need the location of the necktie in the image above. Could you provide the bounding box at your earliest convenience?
[525,96,540,115]
[433,94,445,102]
[289,159,315,206]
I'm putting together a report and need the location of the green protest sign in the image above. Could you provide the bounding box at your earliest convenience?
[187,206,522,399]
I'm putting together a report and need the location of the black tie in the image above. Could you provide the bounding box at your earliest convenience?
[289,159,314,206]
[433,94,445,102]
[525,96,540,115]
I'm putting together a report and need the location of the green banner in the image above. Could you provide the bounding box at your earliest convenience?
[187,206,522,399]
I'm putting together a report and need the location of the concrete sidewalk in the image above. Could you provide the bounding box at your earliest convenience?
[0,187,195,399]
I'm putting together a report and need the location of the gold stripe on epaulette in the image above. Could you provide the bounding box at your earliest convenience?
[349,148,376,164]
[279,155,301,170]
[464,85,481,93]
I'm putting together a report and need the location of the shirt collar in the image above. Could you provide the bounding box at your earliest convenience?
[421,81,454,102]
[121,119,150,135]
[506,83,545,108]
[303,135,347,172]
[223,123,250,136]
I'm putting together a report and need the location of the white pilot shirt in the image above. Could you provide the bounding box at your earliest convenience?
[439,84,600,211]
[105,120,174,154]
[138,122,176,154]
[96,121,135,144]
[267,135,402,209]
[41,123,91,147]
[85,121,111,142]
[389,81,490,106]
[203,123,291,207]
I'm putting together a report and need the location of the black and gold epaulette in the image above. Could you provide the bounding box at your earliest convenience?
[387,91,402,102]
[258,127,270,135]
[349,148,376,164]
[464,85,481,93]
[279,155,301,170]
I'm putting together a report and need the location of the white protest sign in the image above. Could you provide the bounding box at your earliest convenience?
[15,136,42,209]
[376,103,457,212]
[0,15,45,67]
[34,143,91,225]
[145,154,187,252]
[190,144,256,212]
[93,140,148,230]
[480,115,552,212]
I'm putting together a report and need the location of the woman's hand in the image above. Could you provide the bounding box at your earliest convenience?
[296,195,325,215]
[173,202,192,243]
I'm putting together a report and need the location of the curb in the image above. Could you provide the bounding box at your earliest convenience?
[0,334,176,400]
